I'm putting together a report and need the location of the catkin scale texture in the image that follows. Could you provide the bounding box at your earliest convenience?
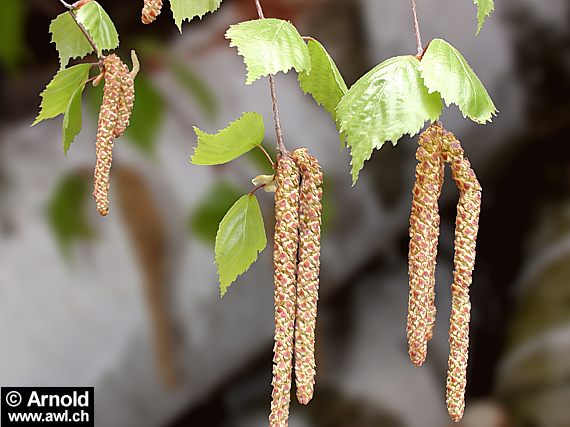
[291,148,323,406]
[407,124,445,366]
[441,131,482,422]
[142,0,163,24]
[93,55,123,216]
[270,155,301,427]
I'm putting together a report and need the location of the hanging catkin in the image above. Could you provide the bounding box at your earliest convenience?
[270,155,301,427]
[93,54,137,216]
[142,0,163,24]
[291,148,323,406]
[441,130,482,422]
[407,123,445,366]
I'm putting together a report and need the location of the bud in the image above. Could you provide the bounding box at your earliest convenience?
[270,155,301,427]
[142,0,163,24]
[291,148,323,406]
[407,123,445,366]
[441,129,482,422]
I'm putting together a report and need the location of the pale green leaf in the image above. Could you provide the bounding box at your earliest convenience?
[419,38,497,124]
[215,195,267,296]
[170,0,223,32]
[62,84,87,154]
[336,55,443,183]
[299,39,348,121]
[226,18,311,85]
[50,12,94,69]
[474,0,495,34]
[191,112,264,165]
[33,63,91,126]
[75,1,119,55]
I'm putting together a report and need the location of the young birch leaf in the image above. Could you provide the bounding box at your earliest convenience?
[33,63,91,126]
[62,84,87,154]
[215,194,267,296]
[226,19,311,85]
[50,12,94,69]
[75,1,119,55]
[419,39,497,124]
[170,0,223,32]
[298,39,348,121]
[336,55,443,183]
[474,0,495,34]
[191,112,264,165]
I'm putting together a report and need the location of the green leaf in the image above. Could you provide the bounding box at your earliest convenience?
[215,194,267,296]
[474,0,494,34]
[190,181,243,243]
[46,172,95,258]
[419,39,497,124]
[50,12,94,69]
[33,63,91,126]
[170,0,223,32]
[336,55,443,183]
[226,18,311,85]
[191,112,264,165]
[62,84,87,154]
[0,0,27,71]
[299,39,347,121]
[75,1,119,55]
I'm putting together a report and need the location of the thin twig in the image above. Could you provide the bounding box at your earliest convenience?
[249,183,267,195]
[411,0,423,57]
[254,0,288,155]
[258,145,275,169]
[58,0,73,9]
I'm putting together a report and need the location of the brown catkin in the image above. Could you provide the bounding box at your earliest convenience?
[270,155,301,427]
[407,123,445,366]
[93,55,123,216]
[291,148,323,406]
[441,130,482,422]
[142,0,163,24]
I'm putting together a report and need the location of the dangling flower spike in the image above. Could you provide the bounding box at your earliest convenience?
[142,0,163,24]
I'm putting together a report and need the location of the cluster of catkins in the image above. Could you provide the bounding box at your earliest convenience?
[271,148,323,427]
[407,122,482,422]
[142,0,163,24]
[93,53,138,216]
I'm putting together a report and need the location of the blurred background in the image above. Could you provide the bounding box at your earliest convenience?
[1,0,569,426]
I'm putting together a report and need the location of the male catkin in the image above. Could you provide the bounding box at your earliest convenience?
[441,130,482,422]
[93,54,137,216]
[407,124,444,366]
[142,0,163,24]
[291,148,323,406]
[270,155,301,427]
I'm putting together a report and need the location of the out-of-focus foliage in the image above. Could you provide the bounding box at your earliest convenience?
[215,194,267,296]
[46,172,95,257]
[226,19,311,84]
[337,56,443,183]
[0,0,27,71]
[190,181,244,243]
[420,39,497,123]
[191,112,265,165]
[169,58,219,120]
